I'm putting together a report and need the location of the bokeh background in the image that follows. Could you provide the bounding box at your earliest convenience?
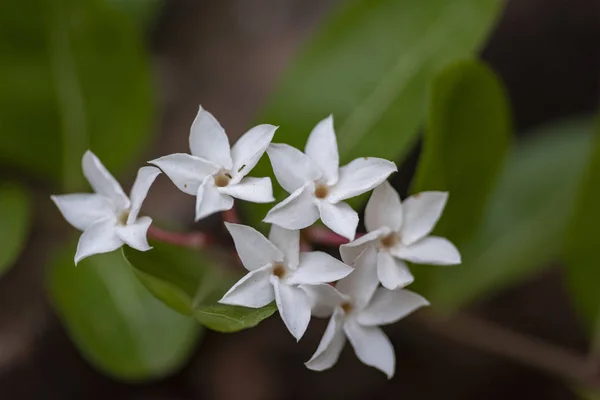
[1,0,599,399]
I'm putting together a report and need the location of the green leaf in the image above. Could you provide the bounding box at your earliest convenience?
[427,117,595,311]
[245,0,504,226]
[123,242,277,332]
[0,183,31,278]
[48,245,200,381]
[563,116,600,330]
[0,0,152,187]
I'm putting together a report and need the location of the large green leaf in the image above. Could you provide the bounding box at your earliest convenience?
[246,0,504,226]
[0,183,31,278]
[48,246,200,381]
[563,116,600,329]
[123,242,277,332]
[427,117,595,311]
[0,0,152,188]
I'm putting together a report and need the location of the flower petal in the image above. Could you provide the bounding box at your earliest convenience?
[115,216,152,252]
[287,252,353,285]
[224,222,283,271]
[376,251,414,290]
[218,177,274,203]
[336,246,379,308]
[300,283,347,318]
[149,153,219,195]
[365,181,403,232]
[271,276,312,341]
[219,265,275,307]
[51,194,114,231]
[328,157,397,203]
[344,320,395,379]
[305,308,346,371]
[263,186,319,230]
[392,236,460,265]
[400,191,448,245]
[128,166,161,223]
[304,115,339,185]
[74,218,122,265]
[268,225,299,270]
[189,106,232,169]
[267,143,321,193]
[318,201,358,241]
[230,124,277,180]
[82,151,129,210]
[339,229,385,265]
[357,288,429,327]
[195,176,235,221]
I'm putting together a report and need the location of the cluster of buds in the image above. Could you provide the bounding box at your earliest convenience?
[52,107,461,377]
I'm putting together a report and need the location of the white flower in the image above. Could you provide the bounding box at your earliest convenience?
[219,222,353,340]
[149,106,277,221]
[340,181,461,290]
[263,116,397,241]
[51,151,161,265]
[304,246,429,378]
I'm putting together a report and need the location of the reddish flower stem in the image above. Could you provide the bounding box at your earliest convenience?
[304,226,362,247]
[222,207,241,224]
[147,225,211,248]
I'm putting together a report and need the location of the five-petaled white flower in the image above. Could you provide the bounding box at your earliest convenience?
[150,106,277,221]
[264,116,397,241]
[340,181,461,290]
[219,222,353,340]
[51,151,161,265]
[304,246,429,378]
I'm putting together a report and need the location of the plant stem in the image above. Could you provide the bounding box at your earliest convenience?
[304,226,353,246]
[147,225,210,248]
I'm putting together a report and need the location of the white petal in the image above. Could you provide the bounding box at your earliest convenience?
[268,225,299,270]
[365,181,403,232]
[219,265,274,307]
[328,157,397,203]
[377,251,414,290]
[74,218,122,265]
[339,229,385,265]
[392,236,461,265]
[128,166,161,223]
[271,276,311,341]
[224,222,283,271]
[344,320,395,379]
[230,124,277,180]
[305,308,346,371]
[357,288,429,327]
[335,246,379,308]
[318,201,358,241]
[149,153,219,195]
[189,106,232,169]
[300,283,346,318]
[51,194,114,231]
[263,186,319,230]
[304,115,339,185]
[195,176,234,221]
[400,191,448,245]
[218,177,274,203]
[267,143,321,193]
[82,151,129,210]
[116,216,153,251]
[287,252,353,285]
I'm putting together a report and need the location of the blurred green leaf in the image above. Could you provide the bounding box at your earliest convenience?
[246,0,504,226]
[563,116,600,330]
[123,242,277,332]
[106,0,162,28]
[0,183,31,278]
[48,246,200,381]
[427,117,594,311]
[0,0,152,187]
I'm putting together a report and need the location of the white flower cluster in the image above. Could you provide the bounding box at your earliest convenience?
[51,106,461,378]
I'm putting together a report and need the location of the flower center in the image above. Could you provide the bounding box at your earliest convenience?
[214,170,232,187]
[341,301,353,314]
[379,232,400,249]
[272,262,286,279]
[118,210,129,226]
[314,183,329,199]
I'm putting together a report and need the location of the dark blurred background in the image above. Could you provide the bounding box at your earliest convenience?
[1,0,599,398]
